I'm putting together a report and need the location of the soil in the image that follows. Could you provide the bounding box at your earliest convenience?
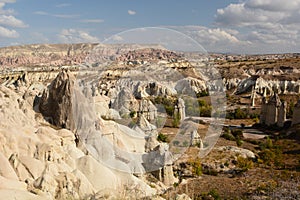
[163,121,300,199]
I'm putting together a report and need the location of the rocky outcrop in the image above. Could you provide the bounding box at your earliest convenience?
[201,146,255,174]
[0,70,164,199]
[174,98,186,120]
[260,94,286,127]
[0,44,97,69]
[116,48,182,64]
[175,77,207,95]
[292,100,300,126]
[139,99,158,121]
[39,70,76,130]
[236,76,300,95]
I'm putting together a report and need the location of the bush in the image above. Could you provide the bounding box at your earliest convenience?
[203,169,218,176]
[234,107,247,119]
[173,140,180,146]
[165,105,175,116]
[236,156,253,172]
[258,147,283,167]
[153,96,175,116]
[208,189,221,200]
[231,129,243,138]
[236,138,244,147]
[188,158,202,176]
[222,132,236,141]
[200,105,212,117]
[258,136,273,150]
[183,140,189,147]
[226,107,248,119]
[157,133,168,143]
[172,113,180,128]
[129,110,136,118]
[196,90,209,98]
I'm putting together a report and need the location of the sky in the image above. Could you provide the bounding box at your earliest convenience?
[0,0,300,54]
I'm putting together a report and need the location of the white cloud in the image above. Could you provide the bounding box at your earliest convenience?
[169,26,249,53]
[0,2,14,14]
[53,14,79,19]
[245,0,300,12]
[80,19,104,23]
[0,0,26,39]
[56,3,71,8]
[34,11,48,15]
[58,29,99,43]
[213,0,300,53]
[128,10,136,15]
[0,26,18,38]
[0,15,27,28]
[215,3,285,27]
[34,11,79,19]
[0,0,16,3]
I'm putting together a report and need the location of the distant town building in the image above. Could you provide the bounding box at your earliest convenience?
[260,94,286,127]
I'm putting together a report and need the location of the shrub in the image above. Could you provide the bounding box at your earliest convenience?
[153,96,175,116]
[196,90,209,97]
[183,140,189,147]
[200,105,212,117]
[188,158,202,176]
[203,169,218,176]
[236,156,253,172]
[165,105,174,116]
[157,133,168,143]
[208,189,221,200]
[236,138,244,147]
[258,136,273,150]
[172,113,180,128]
[231,129,243,138]
[172,140,180,146]
[258,148,283,167]
[226,107,248,119]
[222,132,236,141]
[129,110,136,118]
[234,107,247,119]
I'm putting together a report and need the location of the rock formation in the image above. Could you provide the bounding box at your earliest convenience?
[0,69,181,199]
[174,98,186,121]
[138,99,158,121]
[190,130,202,147]
[260,94,286,127]
[292,100,300,126]
[0,44,97,69]
[39,70,76,130]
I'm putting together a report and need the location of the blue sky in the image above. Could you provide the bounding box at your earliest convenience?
[1,0,300,54]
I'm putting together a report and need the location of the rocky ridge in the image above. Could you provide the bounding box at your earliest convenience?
[2,44,300,97]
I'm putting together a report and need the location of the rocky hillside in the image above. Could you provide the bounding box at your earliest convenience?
[0,43,171,69]
[1,43,300,97]
[0,43,97,68]
[0,43,206,200]
[0,43,300,199]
